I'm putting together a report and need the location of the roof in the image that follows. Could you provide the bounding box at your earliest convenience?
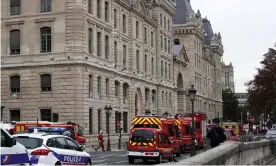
[173,0,193,24]
[202,18,214,45]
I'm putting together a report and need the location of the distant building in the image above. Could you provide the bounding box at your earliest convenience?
[222,62,235,93]
[234,93,248,107]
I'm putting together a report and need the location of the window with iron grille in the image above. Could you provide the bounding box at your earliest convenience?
[40,109,52,121]
[40,27,51,52]
[88,28,93,54]
[123,112,128,133]
[41,0,51,12]
[10,0,21,16]
[10,110,20,121]
[10,75,20,93]
[10,30,20,55]
[40,74,51,92]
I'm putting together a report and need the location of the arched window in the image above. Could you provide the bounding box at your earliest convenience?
[10,75,20,92]
[40,27,51,52]
[40,74,51,92]
[10,29,20,55]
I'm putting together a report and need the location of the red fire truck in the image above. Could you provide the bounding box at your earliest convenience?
[179,112,207,149]
[12,121,86,145]
[131,116,183,157]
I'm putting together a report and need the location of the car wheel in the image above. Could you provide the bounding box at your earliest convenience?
[128,156,134,164]
[156,154,162,164]
[180,144,185,154]
[85,160,91,165]
[168,153,174,162]
[176,147,181,157]
[55,161,62,165]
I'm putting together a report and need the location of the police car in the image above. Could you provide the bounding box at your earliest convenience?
[13,127,92,165]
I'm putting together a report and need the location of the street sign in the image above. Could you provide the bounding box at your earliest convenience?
[250,115,255,123]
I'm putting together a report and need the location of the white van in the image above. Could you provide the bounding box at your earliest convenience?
[0,126,30,165]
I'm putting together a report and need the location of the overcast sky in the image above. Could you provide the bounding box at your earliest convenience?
[191,0,276,93]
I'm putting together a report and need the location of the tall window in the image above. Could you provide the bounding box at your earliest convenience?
[97,0,101,18]
[114,41,118,63]
[165,62,167,78]
[161,91,164,105]
[123,83,128,104]
[168,64,171,79]
[152,90,156,107]
[40,27,51,52]
[10,0,21,15]
[98,109,102,133]
[164,38,167,52]
[136,21,139,39]
[136,50,139,70]
[151,57,154,75]
[123,112,128,133]
[40,74,51,92]
[123,14,126,33]
[10,30,20,55]
[115,111,120,133]
[97,76,101,98]
[169,93,172,106]
[164,16,166,28]
[105,35,109,59]
[10,110,20,121]
[144,27,147,44]
[89,109,93,134]
[160,14,162,26]
[167,19,170,31]
[40,109,52,121]
[114,9,117,28]
[10,75,20,93]
[115,81,120,97]
[89,75,93,97]
[161,60,163,77]
[105,78,109,97]
[41,0,51,12]
[88,0,92,14]
[88,28,93,54]
[168,40,170,53]
[151,31,154,47]
[123,45,126,67]
[144,54,147,73]
[104,1,108,22]
[160,36,163,50]
[97,32,101,56]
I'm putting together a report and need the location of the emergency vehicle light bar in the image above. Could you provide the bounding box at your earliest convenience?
[28,127,66,133]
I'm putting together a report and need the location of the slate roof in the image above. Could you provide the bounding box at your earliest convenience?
[173,0,193,24]
[203,19,214,45]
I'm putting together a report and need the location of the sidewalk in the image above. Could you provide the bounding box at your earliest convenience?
[85,145,126,153]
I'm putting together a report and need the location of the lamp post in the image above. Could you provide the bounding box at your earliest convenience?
[104,105,112,151]
[247,111,251,132]
[188,85,197,157]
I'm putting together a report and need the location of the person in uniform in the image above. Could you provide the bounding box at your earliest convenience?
[207,118,227,148]
[95,130,105,151]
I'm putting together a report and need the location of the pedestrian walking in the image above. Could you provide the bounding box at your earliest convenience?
[206,118,226,148]
[95,130,105,151]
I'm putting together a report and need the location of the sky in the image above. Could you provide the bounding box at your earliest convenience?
[190,0,276,93]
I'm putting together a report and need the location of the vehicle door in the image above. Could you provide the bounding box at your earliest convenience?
[0,128,29,165]
[64,137,88,165]
[75,125,85,145]
[46,137,76,165]
[158,133,172,157]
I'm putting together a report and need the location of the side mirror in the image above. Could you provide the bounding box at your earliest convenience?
[79,145,85,151]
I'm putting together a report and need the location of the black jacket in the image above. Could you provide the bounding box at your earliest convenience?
[207,127,226,148]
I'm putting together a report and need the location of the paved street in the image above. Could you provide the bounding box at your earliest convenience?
[89,149,205,165]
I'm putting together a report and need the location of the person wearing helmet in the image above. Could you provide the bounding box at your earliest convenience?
[95,130,105,151]
[206,118,226,148]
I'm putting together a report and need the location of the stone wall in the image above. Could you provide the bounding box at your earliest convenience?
[161,140,275,165]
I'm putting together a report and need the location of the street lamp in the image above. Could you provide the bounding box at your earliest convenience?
[188,85,197,157]
[104,105,112,151]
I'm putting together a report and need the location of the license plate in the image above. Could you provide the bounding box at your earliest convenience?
[138,146,147,148]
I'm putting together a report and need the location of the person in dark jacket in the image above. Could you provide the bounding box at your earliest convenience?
[207,118,226,148]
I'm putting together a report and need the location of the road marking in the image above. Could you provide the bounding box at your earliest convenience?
[92,159,108,163]
[115,160,128,164]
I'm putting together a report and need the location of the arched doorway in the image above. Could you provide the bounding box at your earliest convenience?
[135,88,142,116]
[177,73,185,113]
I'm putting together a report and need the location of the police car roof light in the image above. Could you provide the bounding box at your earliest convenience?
[28,127,66,133]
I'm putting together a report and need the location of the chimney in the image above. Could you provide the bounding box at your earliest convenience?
[174,39,180,45]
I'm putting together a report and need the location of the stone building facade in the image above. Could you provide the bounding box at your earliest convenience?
[222,62,235,93]
[1,0,177,146]
[172,0,223,122]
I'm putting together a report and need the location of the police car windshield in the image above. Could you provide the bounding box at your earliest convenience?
[131,130,154,142]
[14,137,43,149]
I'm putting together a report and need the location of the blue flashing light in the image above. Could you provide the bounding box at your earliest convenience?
[28,127,66,133]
